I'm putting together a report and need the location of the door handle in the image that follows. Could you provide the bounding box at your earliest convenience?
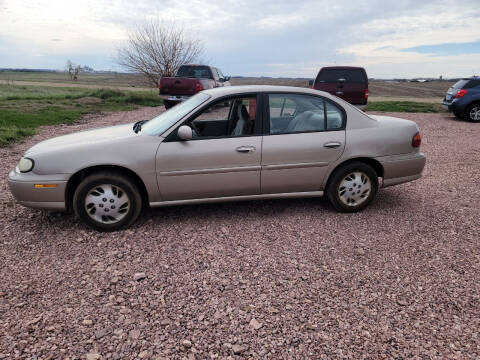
[236,146,256,153]
[323,142,342,148]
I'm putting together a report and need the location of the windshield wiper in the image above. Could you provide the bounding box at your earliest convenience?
[133,120,148,133]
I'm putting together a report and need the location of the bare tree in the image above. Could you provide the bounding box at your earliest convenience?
[116,20,204,86]
[65,60,81,81]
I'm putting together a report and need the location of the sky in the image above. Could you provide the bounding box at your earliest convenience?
[1,0,480,78]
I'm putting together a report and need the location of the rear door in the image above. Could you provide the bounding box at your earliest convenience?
[261,93,346,194]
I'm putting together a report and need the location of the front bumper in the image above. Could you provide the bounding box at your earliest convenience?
[376,152,426,188]
[8,169,68,210]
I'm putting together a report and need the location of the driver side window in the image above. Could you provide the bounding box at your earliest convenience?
[185,96,257,139]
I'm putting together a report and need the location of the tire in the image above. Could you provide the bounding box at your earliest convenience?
[326,162,378,213]
[464,103,480,122]
[73,171,142,232]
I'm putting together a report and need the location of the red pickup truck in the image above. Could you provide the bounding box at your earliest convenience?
[159,65,231,109]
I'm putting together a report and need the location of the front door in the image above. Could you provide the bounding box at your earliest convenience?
[261,93,346,194]
[156,94,262,201]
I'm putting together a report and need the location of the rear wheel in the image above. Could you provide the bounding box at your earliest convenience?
[464,103,480,122]
[73,172,142,231]
[327,162,378,212]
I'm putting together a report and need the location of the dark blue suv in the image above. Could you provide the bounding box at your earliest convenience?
[443,77,480,122]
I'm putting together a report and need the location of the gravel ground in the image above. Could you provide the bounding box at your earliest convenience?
[0,108,479,359]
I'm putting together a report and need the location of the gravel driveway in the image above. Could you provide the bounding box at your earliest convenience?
[0,108,479,359]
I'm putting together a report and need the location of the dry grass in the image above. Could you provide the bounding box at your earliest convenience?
[0,72,454,101]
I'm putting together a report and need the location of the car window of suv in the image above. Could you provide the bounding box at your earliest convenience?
[316,69,366,84]
[184,96,257,139]
[466,80,480,88]
[176,65,212,79]
[269,94,325,134]
[452,79,470,89]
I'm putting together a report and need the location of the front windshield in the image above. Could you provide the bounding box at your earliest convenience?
[141,93,210,135]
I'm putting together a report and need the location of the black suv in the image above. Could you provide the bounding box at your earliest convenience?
[443,77,480,122]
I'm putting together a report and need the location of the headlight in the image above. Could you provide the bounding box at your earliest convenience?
[17,157,34,173]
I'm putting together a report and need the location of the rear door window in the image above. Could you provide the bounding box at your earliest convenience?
[268,94,345,135]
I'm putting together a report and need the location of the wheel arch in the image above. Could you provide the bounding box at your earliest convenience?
[465,100,480,118]
[324,157,384,190]
[65,165,149,211]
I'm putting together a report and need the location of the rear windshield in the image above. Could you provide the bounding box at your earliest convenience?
[176,66,212,79]
[453,79,480,89]
[452,80,470,89]
[316,69,367,84]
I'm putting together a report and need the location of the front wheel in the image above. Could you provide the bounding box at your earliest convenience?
[73,172,142,231]
[326,162,378,212]
[464,103,480,122]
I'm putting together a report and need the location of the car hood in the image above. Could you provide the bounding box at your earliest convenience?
[25,123,137,156]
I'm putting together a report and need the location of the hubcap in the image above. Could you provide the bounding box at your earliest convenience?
[84,184,130,224]
[338,172,371,207]
[470,106,480,121]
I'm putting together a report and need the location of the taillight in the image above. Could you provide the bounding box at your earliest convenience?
[158,80,161,89]
[412,132,421,147]
[365,88,369,100]
[194,81,203,93]
[456,89,467,98]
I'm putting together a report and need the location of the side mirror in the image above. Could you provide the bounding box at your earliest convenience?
[308,79,314,86]
[177,125,193,140]
[224,76,230,81]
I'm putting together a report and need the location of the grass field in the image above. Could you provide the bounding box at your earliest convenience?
[0,71,452,146]
[0,71,454,98]
[0,84,162,145]
[366,101,442,113]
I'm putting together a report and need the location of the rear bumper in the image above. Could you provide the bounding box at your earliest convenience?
[376,152,426,188]
[442,98,464,114]
[8,169,67,211]
[159,95,191,102]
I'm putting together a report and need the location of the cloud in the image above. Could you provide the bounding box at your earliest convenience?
[0,0,479,77]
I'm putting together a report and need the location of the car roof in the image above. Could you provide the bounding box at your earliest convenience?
[202,85,332,98]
